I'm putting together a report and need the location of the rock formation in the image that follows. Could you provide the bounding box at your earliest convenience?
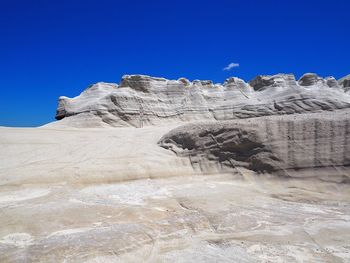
[2,73,350,262]
[159,111,350,182]
[339,74,350,92]
[54,73,350,128]
[50,72,350,182]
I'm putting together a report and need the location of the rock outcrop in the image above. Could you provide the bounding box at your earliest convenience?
[298,73,325,86]
[2,73,350,262]
[158,111,350,182]
[339,74,350,92]
[54,73,350,128]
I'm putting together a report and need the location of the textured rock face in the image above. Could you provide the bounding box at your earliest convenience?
[325,76,339,88]
[159,111,350,182]
[2,74,350,262]
[298,73,325,86]
[248,74,297,90]
[339,74,350,92]
[54,73,350,127]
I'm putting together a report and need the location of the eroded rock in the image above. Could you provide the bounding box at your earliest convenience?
[53,74,350,128]
[159,112,350,181]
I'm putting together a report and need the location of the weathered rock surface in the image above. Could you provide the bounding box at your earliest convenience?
[1,173,349,263]
[159,110,350,182]
[53,73,350,128]
[339,74,350,92]
[1,125,350,262]
[2,73,350,262]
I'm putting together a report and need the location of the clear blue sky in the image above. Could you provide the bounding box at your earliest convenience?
[0,0,349,126]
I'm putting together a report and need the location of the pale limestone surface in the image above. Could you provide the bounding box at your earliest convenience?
[0,163,349,262]
[52,74,350,128]
[159,110,350,182]
[1,74,350,262]
[339,74,350,92]
[1,113,350,262]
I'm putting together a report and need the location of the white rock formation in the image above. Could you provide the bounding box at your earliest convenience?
[159,111,350,182]
[1,113,350,262]
[1,73,350,262]
[339,74,350,92]
[53,73,350,128]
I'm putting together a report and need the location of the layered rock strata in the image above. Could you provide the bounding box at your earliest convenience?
[54,73,350,128]
[158,111,350,182]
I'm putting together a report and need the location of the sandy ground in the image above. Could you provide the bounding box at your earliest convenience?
[0,126,349,262]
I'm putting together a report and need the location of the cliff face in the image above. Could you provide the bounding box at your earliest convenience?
[158,111,350,182]
[54,73,350,128]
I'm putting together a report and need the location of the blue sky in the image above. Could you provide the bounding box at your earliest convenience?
[0,0,349,126]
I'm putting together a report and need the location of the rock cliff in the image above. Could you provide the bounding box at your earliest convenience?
[158,111,350,182]
[54,73,350,127]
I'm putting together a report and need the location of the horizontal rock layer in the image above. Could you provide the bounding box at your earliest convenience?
[158,111,350,182]
[54,73,350,127]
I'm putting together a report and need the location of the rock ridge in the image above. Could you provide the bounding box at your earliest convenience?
[53,73,350,128]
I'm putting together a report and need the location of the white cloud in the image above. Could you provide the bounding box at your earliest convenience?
[223,62,239,71]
